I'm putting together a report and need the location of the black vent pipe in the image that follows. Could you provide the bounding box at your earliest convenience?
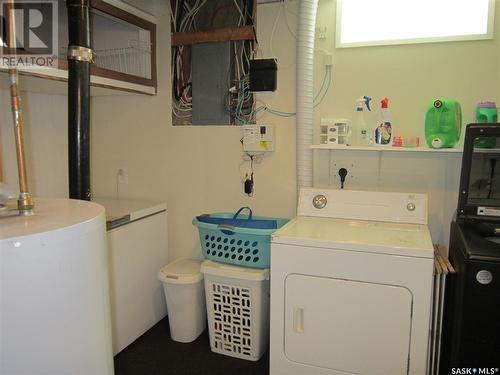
[67,0,92,200]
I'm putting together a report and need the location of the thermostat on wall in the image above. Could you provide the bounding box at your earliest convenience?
[242,124,275,152]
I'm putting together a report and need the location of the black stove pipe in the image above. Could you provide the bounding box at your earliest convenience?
[67,0,92,200]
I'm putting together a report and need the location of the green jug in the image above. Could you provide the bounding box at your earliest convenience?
[425,99,462,149]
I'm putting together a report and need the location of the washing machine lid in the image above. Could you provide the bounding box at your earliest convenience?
[93,198,166,230]
[94,198,166,221]
[272,216,434,258]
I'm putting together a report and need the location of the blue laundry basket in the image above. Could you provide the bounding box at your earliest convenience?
[193,207,288,269]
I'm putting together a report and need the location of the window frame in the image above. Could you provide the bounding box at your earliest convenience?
[335,0,496,48]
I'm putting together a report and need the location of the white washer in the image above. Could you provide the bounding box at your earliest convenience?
[270,188,435,375]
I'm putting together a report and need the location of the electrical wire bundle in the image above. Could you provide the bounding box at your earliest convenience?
[224,1,255,124]
[228,40,255,124]
[170,0,256,125]
[250,64,333,120]
[171,45,192,122]
[171,0,207,122]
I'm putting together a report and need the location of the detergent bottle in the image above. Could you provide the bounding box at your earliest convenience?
[424,99,462,149]
[475,101,497,148]
[355,95,372,145]
[375,97,392,146]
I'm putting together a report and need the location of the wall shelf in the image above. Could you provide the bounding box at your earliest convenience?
[0,67,156,96]
[311,144,463,153]
[0,0,157,96]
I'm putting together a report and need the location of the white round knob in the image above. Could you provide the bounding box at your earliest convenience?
[407,203,416,212]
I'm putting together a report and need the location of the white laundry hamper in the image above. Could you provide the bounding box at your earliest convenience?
[201,260,269,361]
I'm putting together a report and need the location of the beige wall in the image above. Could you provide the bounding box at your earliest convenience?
[313,0,500,245]
[0,90,68,198]
[0,1,297,262]
[2,0,498,253]
[315,0,500,133]
[91,1,298,261]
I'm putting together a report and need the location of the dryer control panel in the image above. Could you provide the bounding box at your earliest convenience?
[298,188,428,225]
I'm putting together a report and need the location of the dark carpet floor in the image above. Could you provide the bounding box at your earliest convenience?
[114,318,269,375]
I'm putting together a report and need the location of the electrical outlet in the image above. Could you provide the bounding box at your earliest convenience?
[331,161,356,186]
[117,168,128,184]
[317,26,327,39]
[241,154,264,163]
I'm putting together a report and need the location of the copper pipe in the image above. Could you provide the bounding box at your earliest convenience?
[6,0,34,215]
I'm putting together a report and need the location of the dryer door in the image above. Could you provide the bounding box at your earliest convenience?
[284,274,413,375]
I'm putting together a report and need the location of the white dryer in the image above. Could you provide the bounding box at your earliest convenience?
[270,188,435,375]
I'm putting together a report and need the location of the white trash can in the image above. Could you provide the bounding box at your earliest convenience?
[158,259,206,343]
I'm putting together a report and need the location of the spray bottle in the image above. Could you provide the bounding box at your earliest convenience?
[355,95,372,145]
[375,97,392,146]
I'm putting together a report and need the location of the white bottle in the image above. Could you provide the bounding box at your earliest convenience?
[355,96,372,145]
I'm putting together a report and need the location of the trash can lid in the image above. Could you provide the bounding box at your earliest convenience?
[158,258,203,284]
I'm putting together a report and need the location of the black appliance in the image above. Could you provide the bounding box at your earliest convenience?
[440,124,500,372]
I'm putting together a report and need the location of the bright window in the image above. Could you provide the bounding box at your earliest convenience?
[336,0,495,48]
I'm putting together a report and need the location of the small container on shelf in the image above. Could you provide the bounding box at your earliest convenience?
[403,136,420,147]
[320,124,328,144]
[330,119,351,145]
[392,136,403,147]
[393,136,420,148]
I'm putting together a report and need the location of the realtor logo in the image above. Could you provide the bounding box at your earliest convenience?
[0,0,58,68]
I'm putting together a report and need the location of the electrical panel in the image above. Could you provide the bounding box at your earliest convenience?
[192,42,231,125]
[170,1,256,126]
[243,124,275,152]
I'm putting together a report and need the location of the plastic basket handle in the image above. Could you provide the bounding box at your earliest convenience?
[233,206,252,220]
[217,224,235,235]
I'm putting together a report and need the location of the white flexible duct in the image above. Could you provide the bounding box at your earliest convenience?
[296,0,319,188]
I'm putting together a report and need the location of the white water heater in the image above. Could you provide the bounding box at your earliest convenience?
[0,198,114,375]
